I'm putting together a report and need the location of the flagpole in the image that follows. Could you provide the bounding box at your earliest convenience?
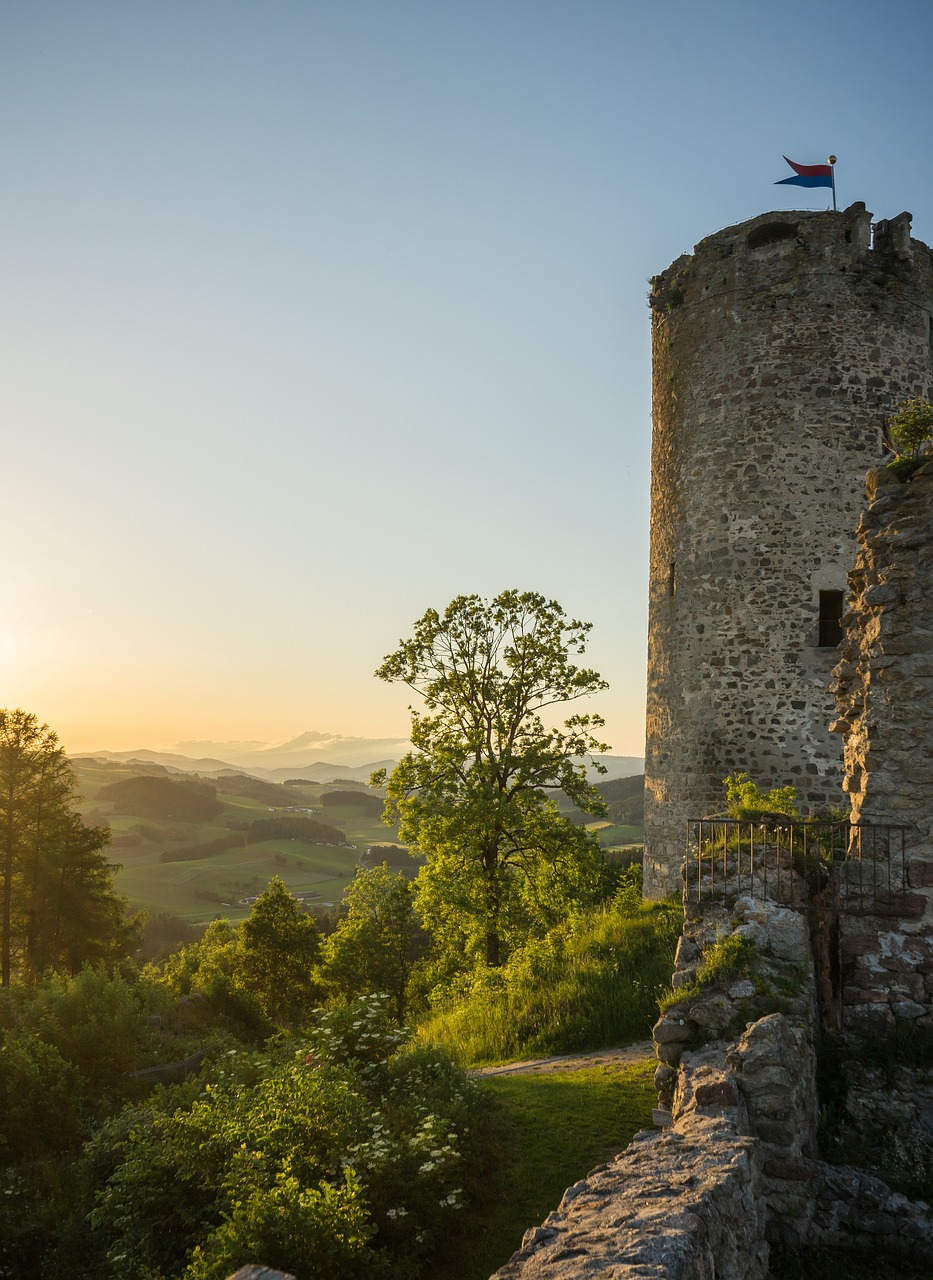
[828,154,837,211]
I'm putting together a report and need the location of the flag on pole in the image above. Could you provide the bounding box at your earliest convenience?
[775,156,833,189]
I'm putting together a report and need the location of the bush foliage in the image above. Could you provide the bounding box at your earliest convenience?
[887,396,933,463]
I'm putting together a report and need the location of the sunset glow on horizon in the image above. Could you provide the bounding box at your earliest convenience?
[3,2,929,764]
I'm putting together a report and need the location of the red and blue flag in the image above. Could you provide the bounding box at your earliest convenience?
[775,156,834,189]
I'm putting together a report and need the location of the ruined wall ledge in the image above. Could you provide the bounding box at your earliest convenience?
[489,1108,768,1280]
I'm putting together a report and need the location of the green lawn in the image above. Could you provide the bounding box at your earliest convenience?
[433,1059,656,1280]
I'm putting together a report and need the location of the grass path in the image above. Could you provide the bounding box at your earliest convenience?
[433,1054,656,1280]
[470,1039,654,1079]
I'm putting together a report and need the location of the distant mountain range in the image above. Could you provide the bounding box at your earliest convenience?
[80,731,644,784]
[170,731,412,771]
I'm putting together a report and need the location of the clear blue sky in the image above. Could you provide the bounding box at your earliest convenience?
[2,0,930,755]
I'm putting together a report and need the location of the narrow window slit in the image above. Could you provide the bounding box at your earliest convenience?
[818,590,844,647]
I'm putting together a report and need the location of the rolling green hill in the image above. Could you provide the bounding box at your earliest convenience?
[71,759,403,924]
[556,774,645,849]
[70,759,641,924]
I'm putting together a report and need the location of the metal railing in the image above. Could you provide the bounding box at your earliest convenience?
[684,818,912,912]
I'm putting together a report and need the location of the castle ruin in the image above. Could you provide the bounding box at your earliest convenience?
[489,207,933,1280]
[644,203,933,896]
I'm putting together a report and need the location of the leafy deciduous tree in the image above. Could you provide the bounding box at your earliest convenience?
[320,865,422,1022]
[372,590,609,969]
[886,396,933,461]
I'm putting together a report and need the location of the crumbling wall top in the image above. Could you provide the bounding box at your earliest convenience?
[649,204,932,309]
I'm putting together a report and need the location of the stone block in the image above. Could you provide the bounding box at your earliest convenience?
[675,934,700,965]
[654,1062,675,1091]
[909,860,933,889]
[690,994,734,1031]
[229,1270,297,1280]
[765,909,809,961]
[892,998,927,1020]
[762,1157,818,1182]
[656,1040,685,1067]
[840,933,878,959]
[729,978,757,999]
[755,1119,798,1147]
[695,1078,740,1108]
[653,1015,693,1044]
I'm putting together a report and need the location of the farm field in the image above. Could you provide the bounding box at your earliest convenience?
[71,759,403,924]
[69,759,640,923]
[585,820,644,850]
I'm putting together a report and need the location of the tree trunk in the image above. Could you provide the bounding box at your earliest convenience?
[484,844,501,966]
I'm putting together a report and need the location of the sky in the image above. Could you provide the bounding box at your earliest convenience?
[2,0,932,759]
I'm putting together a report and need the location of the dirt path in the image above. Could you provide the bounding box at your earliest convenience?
[469,1039,654,1078]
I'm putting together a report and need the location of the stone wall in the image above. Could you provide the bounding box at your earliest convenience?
[644,205,933,897]
[490,1050,770,1280]
[492,891,933,1280]
[832,456,933,1034]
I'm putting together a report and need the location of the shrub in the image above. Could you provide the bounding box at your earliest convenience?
[724,772,797,820]
[89,994,485,1280]
[887,396,933,462]
[183,1171,374,1280]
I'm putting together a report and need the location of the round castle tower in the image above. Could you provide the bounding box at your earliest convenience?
[644,203,933,898]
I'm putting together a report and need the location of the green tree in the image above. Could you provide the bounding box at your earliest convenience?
[236,877,321,1024]
[147,916,271,1042]
[0,709,133,985]
[372,590,609,969]
[26,812,137,977]
[320,865,422,1022]
[886,396,933,462]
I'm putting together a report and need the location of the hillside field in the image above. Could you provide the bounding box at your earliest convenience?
[71,760,403,923]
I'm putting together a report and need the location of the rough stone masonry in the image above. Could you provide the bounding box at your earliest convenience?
[831,455,933,1035]
[491,888,933,1280]
[644,205,933,898]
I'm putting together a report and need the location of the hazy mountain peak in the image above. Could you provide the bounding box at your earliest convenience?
[170,731,411,770]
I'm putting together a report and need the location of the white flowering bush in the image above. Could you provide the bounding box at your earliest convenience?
[306,993,409,1080]
[86,993,488,1280]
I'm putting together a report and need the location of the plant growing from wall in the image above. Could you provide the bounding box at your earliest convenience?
[886,396,933,477]
[723,772,797,821]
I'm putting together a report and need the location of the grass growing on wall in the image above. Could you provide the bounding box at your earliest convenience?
[418,899,682,1065]
[433,1059,656,1280]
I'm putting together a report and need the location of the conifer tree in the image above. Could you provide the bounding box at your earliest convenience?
[0,709,133,983]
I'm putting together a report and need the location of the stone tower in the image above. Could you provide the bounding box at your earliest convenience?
[644,203,933,898]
